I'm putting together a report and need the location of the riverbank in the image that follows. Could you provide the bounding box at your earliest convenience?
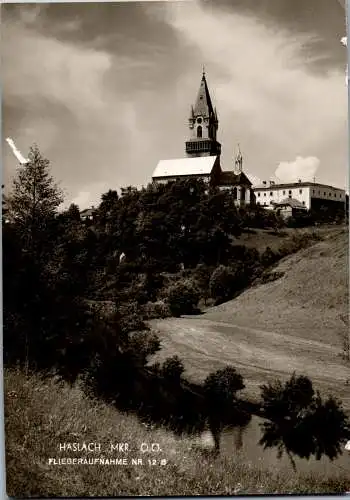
[4,369,350,496]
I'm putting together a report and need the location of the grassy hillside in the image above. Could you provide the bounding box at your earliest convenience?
[150,226,350,407]
[206,227,348,345]
[5,369,350,497]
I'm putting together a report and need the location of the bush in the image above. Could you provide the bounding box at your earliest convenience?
[142,300,171,319]
[204,366,245,405]
[260,271,285,284]
[193,263,214,304]
[160,355,185,382]
[260,246,278,267]
[209,265,246,304]
[165,279,200,317]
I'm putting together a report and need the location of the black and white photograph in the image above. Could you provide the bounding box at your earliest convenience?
[2,0,350,497]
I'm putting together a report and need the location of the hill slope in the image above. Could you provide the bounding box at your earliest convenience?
[151,227,350,405]
[206,227,349,344]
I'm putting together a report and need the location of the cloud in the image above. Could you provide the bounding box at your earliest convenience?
[163,2,347,187]
[3,1,347,204]
[274,156,320,182]
[2,24,112,120]
[69,181,110,210]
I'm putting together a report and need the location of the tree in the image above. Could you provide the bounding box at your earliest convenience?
[165,280,200,317]
[209,264,246,304]
[259,374,350,470]
[204,367,249,452]
[7,144,63,257]
[160,355,185,383]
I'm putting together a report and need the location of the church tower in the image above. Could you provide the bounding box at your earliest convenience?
[185,70,221,157]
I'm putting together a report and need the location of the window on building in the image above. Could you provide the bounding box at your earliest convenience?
[288,190,292,195]
[270,192,273,196]
[257,201,260,205]
[283,190,286,195]
[264,192,266,196]
[329,192,331,197]
[299,189,302,194]
[324,192,326,195]
[302,201,305,205]
[312,189,315,194]
[197,126,202,138]
[197,118,202,124]
[334,193,337,197]
[258,192,260,197]
[264,202,267,206]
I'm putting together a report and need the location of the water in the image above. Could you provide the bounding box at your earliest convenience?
[206,416,350,477]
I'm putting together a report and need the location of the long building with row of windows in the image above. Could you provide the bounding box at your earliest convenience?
[254,180,346,210]
[151,70,346,215]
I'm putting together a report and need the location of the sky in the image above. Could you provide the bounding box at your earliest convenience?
[2,0,348,209]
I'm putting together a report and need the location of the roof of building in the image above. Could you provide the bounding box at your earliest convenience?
[273,198,307,209]
[152,156,219,179]
[193,73,215,118]
[80,208,96,217]
[218,170,252,187]
[253,181,345,192]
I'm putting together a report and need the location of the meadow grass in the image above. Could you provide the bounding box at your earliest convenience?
[5,368,350,497]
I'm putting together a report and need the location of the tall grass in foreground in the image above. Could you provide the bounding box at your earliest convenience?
[5,368,350,497]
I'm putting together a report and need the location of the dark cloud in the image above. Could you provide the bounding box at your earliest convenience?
[202,0,346,74]
[2,1,347,207]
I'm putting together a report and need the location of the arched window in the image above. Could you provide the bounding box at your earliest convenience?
[241,186,246,201]
[197,126,202,138]
[233,187,237,200]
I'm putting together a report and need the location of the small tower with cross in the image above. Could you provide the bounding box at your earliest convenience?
[234,144,243,174]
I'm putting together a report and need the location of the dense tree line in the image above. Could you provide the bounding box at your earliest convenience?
[3,145,349,468]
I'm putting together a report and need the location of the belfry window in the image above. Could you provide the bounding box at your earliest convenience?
[197,126,202,138]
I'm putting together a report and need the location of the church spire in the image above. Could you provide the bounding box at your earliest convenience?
[185,69,221,158]
[193,71,215,118]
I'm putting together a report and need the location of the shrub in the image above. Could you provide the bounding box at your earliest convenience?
[165,279,200,317]
[260,271,285,284]
[193,263,214,304]
[142,300,171,319]
[209,265,246,304]
[160,355,185,382]
[260,246,278,268]
[204,366,245,405]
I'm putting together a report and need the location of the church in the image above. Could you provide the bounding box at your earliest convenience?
[152,70,254,207]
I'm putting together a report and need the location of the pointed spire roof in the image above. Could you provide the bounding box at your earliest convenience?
[193,71,215,117]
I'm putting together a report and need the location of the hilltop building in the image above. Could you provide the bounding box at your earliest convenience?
[152,70,254,207]
[253,180,346,214]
